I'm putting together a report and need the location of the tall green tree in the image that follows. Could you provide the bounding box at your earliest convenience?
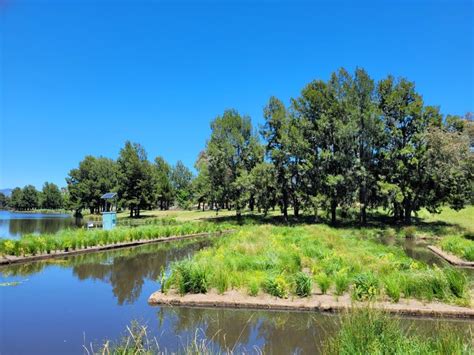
[0,193,9,209]
[377,76,434,223]
[41,182,64,209]
[206,109,262,216]
[21,185,40,210]
[261,97,294,219]
[192,151,212,210]
[171,160,194,209]
[66,156,118,215]
[117,141,155,217]
[349,68,384,224]
[249,162,277,216]
[9,188,23,210]
[293,69,358,224]
[153,156,174,210]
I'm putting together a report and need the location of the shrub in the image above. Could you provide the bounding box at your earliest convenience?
[335,272,350,296]
[294,272,312,297]
[402,226,417,238]
[264,275,288,298]
[315,272,331,294]
[352,273,379,301]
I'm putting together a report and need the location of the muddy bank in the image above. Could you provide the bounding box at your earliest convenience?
[428,246,474,268]
[0,230,232,266]
[149,290,474,319]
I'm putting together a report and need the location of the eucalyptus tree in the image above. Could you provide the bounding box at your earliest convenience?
[377,77,436,223]
[193,151,212,210]
[292,69,358,224]
[41,182,64,209]
[171,160,194,209]
[117,141,155,217]
[206,109,262,215]
[249,162,277,216]
[67,156,118,214]
[21,185,40,210]
[261,97,294,219]
[154,156,174,210]
[349,68,384,224]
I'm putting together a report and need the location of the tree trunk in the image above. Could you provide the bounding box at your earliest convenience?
[331,200,337,225]
[359,183,367,225]
[129,208,133,218]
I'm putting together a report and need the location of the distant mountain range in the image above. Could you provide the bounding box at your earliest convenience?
[0,188,13,197]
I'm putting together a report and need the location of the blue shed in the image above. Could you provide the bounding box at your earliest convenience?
[101,192,117,230]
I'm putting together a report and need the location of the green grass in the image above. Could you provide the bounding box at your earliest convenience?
[0,222,229,258]
[439,235,474,261]
[164,225,471,305]
[324,308,472,354]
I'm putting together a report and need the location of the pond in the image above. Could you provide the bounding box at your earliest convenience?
[1,237,472,354]
[0,210,82,239]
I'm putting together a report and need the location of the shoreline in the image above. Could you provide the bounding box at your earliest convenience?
[148,290,474,319]
[428,245,474,268]
[0,230,233,266]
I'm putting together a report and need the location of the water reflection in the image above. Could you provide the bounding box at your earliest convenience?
[1,239,210,304]
[0,210,82,239]
[152,306,473,354]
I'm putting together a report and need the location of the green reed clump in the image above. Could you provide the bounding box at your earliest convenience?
[324,308,472,355]
[294,272,312,297]
[0,222,228,258]
[315,272,331,294]
[334,271,350,296]
[352,272,379,301]
[383,275,401,302]
[263,275,289,298]
[173,260,209,295]
[247,278,260,296]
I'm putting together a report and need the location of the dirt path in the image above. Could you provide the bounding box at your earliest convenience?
[149,289,474,319]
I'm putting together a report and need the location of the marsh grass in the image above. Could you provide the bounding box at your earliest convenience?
[439,235,474,261]
[0,222,228,258]
[165,225,470,305]
[323,308,473,355]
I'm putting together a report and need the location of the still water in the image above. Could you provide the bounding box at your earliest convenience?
[0,210,82,239]
[1,237,472,354]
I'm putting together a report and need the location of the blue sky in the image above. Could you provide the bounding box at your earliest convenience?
[1,0,473,189]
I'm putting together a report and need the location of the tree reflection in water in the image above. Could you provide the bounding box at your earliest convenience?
[0,239,212,304]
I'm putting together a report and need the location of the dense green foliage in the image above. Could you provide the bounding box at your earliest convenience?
[0,221,227,257]
[11,68,471,222]
[165,225,470,305]
[324,308,472,354]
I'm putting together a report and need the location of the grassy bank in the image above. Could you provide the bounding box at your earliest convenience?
[164,225,471,306]
[439,235,474,262]
[0,221,229,258]
[324,308,472,354]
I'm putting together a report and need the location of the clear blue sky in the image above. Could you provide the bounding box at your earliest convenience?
[1,0,473,189]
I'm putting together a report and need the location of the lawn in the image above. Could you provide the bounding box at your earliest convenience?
[164,224,471,306]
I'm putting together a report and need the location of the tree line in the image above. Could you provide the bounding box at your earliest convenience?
[195,68,473,224]
[0,183,65,211]
[4,68,472,223]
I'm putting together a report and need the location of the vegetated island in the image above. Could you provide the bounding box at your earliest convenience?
[149,224,474,318]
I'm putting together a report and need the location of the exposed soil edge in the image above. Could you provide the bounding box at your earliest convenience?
[0,230,234,266]
[148,290,474,319]
[428,245,474,268]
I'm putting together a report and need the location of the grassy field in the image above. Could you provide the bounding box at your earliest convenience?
[164,224,471,305]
